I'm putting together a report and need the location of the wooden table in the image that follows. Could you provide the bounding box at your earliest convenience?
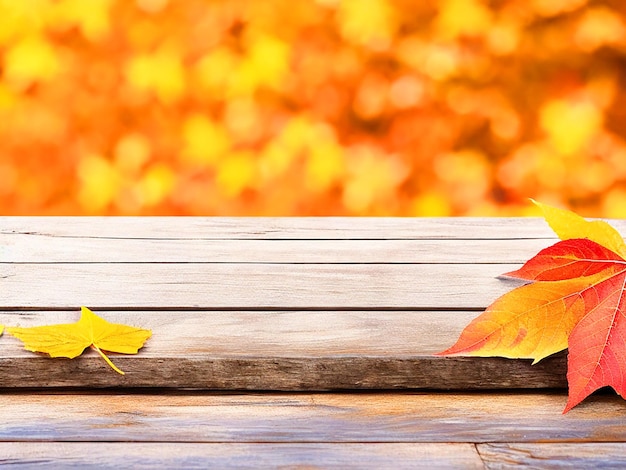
[1,217,625,468]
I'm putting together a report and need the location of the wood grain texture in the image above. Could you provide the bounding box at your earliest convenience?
[0,310,566,389]
[2,217,625,466]
[0,216,565,239]
[0,310,495,356]
[0,350,567,390]
[0,392,624,443]
[478,443,626,469]
[1,236,553,263]
[0,263,522,309]
[0,442,483,469]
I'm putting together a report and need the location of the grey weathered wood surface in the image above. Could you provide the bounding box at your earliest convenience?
[2,392,624,442]
[0,442,484,469]
[477,443,626,469]
[1,217,625,468]
[1,392,625,468]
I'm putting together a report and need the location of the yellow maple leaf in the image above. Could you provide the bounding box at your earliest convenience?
[531,199,626,257]
[7,307,151,375]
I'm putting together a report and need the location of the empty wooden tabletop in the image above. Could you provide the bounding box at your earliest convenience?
[2,217,625,468]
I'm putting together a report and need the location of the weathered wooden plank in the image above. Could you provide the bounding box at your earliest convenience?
[0,392,624,443]
[0,310,565,389]
[0,310,479,356]
[0,354,567,389]
[0,263,522,309]
[478,443,626,469]
[4,216,624,239]
[0,442,484,469]
[0,237,553,264]
[0,216,564,239]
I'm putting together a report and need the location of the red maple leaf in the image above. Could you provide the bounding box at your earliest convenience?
[438,201,626,412]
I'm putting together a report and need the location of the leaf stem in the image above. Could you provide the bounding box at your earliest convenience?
[91,345,125,375]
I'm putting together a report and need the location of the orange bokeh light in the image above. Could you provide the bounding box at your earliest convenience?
[1,0,625,216]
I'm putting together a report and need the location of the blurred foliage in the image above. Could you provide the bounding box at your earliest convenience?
[1,0,626,216]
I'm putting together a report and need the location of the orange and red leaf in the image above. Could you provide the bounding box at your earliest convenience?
[564,271,626,412]
[439,201,626,412]
[438,272,605,363]
[504,238,625,281]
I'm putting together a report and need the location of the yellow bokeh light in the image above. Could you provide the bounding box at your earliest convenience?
[245,33,290,89]
[540,99,602,155]
[305,140,346,193]
[216,151,257,197]
[337,0,397,50]
[280,117,316,152]
[342,146,408,213]
[51,0,113,42]
[125,46,186,104]
[435,0,492,40]
[194,47,237,98]
[410,192,452,216]
[0,83,16,110]
[77,155,120,212]
[140,163,175,206]
[227,33,290,97]
[114,133,151,174]
[0,0,50,45]
[535,154,568,191]
[4,35,61,89]
[421,45,458,81]
[181,114,231,166]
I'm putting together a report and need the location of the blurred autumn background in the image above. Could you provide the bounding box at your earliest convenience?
[1,0,626,216]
